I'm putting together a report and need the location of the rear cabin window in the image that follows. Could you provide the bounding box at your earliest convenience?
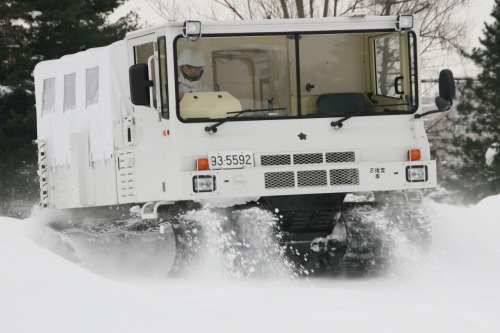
[64,73,76,111]
[86,67,99,106]
[42,77,55,115]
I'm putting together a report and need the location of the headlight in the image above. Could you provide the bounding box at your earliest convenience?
[406,166,427,182]
[183,20,202,40]
[193,175,216,192]
[396,15,414,31]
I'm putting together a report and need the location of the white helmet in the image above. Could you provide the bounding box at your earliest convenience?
[178,47,205,67]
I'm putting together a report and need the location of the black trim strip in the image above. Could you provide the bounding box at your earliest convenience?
[294,33,302,116]
[157,36,169,119]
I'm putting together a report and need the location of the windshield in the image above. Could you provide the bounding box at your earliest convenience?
[175,31,417,122]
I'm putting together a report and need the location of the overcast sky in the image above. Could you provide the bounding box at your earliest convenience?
[112,0,494,48]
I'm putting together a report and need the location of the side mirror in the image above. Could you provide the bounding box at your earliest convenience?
[129,64,153,106]
[435,69,455,112]
[415,69,456,119]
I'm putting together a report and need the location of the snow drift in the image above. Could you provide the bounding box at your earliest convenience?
[1,196,500,332]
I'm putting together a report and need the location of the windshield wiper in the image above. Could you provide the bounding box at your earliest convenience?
[204,108,286,134]
[330,110,366,130]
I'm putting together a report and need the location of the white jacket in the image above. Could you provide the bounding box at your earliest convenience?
[178,74,209,94]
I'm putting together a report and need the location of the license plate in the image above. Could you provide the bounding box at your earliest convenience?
[208,150,254,169]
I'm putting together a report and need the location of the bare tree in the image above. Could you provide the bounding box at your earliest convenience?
[146,0,365,21]
[145,0,222,20]
[147,0,471,57]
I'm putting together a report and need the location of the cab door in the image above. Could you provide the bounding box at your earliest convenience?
[122,33,168,203]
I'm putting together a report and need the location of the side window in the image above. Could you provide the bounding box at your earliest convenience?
[158,37,168,117]
[86,66,99,106]
[134,42,157,108]
[64,73,76,111]
[374,34,401,99]
[42,77,55,115]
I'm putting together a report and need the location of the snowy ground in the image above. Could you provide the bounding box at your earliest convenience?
[1,196,500,333]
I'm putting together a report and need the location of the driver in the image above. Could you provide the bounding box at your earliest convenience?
[178,47,209,99]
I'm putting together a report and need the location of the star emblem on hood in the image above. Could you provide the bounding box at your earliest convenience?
[298,133,307,140]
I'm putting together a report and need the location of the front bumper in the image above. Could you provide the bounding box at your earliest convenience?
[184,160,437,200]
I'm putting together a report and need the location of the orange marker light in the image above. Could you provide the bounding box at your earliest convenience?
[408,149,421,161]
[162,130,170,136]
[196,158,210,171]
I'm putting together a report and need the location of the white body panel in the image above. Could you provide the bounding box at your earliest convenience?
[34,16,436,210]
[34,41,129,208]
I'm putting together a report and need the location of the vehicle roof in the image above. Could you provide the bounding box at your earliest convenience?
[125,15,410,39]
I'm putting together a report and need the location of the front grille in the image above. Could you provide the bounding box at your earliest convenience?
[297,170,328,187]
[261,154,291,166]
[330,168,359,186]
[264,171,295,188]
[326,151,356,163]
[260,151,356,167]
[293,153,323,165]
[261,151,359,190]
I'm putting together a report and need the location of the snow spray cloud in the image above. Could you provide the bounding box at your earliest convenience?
[373,195,500,285]
[341,203,433,278]
[177,207,296,280]
[27,210,178,278]
[418,196,500,284]
[27,206,298,280]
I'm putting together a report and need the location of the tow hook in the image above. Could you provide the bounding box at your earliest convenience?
[310,237,347,253]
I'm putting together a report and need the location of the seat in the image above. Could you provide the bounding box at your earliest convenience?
[316,93,367,115]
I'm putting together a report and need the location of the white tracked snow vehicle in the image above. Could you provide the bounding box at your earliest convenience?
[34,14,455,275]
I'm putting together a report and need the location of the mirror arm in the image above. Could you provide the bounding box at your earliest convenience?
[415,69,456,119]
[414,109,446,119]
[367,92,378,104]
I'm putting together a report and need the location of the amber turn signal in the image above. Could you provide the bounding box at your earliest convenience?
[408,149,421,161]
[196,158,210,170]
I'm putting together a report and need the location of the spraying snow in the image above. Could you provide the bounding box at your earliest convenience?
[26,206,296,281]
[169,207,295,279]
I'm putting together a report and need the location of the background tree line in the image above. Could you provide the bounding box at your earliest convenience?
[439,1,500,203]
[0,0,139,215]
